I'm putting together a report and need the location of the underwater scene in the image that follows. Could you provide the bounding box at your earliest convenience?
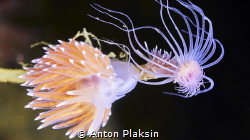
[0,0,248,140]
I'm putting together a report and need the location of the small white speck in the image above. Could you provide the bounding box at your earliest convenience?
[65,131,70,136]
[24,105,30,108]
[106,65,112,69]
[69,134,75,139]
[75,41,79,46]
[56,102,65,107]
[26,71,32,74]
[20,83,28,86]
[48,45,54,49]
[80,41,85,45]
[69,59,74,64]
[58,40,63,44]
[41,86,47,90]
[26,89,31,92]
[109,76,113,79]
[102,122,107,127]
[52,46,57,50]
[94,53,99,58]
[18,75,23,78]
[80,60,86,65]
[31,58,40,63]
[60,47,65,52]
[34,116,40,121]
[66,91,73,95]
[27,92,34,96]
[28,82,35,86]
[37,125,44,130]
[40,119,45,123]
[82,50,86,55]
[97,73,101,77]
[144,41,148,47]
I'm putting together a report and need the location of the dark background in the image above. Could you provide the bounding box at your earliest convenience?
[0,0,249,140]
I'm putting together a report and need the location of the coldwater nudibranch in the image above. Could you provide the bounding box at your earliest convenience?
[89,0,224,97]
[20,30,140,138]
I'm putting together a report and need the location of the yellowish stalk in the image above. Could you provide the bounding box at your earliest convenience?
[136,65,158,81]
[0,68,27,83]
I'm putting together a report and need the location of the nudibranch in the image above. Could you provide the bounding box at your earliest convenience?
[89,0,224,97]
[20,35,140,138]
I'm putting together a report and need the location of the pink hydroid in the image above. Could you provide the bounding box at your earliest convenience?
[88,0,224,97]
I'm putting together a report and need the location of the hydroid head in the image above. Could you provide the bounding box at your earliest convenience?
[174,61,204,96]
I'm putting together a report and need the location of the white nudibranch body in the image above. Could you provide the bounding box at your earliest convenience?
[21,39,140,138]
[89,0,224,97]
[58,60,139,136]
[58,60,140,135]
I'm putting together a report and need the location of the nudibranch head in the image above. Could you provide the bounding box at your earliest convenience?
[20,39,139,138]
